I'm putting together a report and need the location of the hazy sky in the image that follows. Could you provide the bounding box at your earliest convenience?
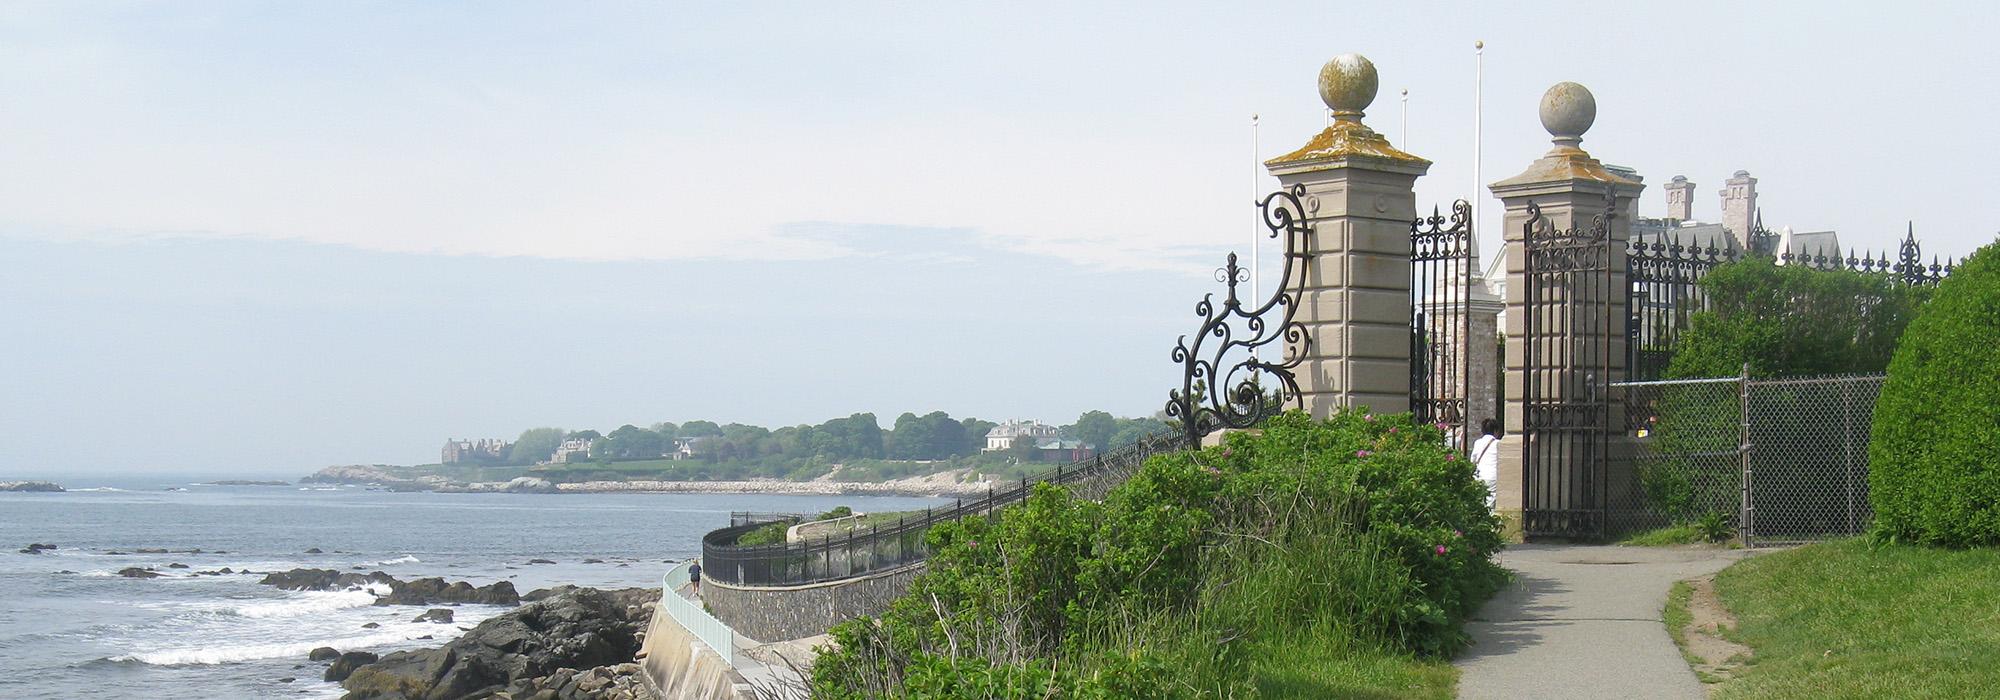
[4,2,1995,476]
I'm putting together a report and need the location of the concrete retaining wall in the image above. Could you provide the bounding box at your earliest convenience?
[704,563,925,643]
[637,595,751,700]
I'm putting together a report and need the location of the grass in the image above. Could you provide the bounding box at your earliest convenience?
[1247,631,1455,699]
[1707,537,2000,698]
[1662,580,1731,685]
[1622,523,1710,546]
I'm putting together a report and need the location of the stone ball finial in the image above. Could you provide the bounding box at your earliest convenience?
[1538,81,1596,144]
[1317,54,1379,119]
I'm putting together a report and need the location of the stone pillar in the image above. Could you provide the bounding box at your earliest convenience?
[1487,82,1643,539]
[1463,282,1505,439]
[1265,54,1431,419]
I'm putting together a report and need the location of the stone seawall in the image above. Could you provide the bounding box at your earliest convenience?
[636,594,750,700]
[703,563,925,643]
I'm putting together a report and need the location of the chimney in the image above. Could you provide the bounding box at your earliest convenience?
[1664,175,1694,222]
[1719,170,1757,250]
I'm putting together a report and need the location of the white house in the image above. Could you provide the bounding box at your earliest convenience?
[983,420,1062,451]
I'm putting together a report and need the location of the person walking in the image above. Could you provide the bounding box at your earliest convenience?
[688,559,702,596]
[1470,419,1502,508]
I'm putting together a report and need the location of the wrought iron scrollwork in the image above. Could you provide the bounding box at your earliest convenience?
[1167,184,1314,445]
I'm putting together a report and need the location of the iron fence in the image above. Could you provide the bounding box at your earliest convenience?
[1606,373,1885,546]
[700,430,1189,586]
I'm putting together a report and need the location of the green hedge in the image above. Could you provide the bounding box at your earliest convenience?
[1870,239,2000,546]
[810,410,1505,697]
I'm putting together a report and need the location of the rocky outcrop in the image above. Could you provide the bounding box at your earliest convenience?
[374,578,520,606]
[494,663,656,700]
[0,481,64,492]
[118,567,162,579]
[302,465,419,486]
[326,651,380,682]
[259,568,397,592]
[413,608,454,624]
[338,587,659,700]
[309,647,342,662]
[19,543,56,554]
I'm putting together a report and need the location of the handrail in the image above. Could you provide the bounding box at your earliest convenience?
[659,561,735,665]
[701,430,1189,587]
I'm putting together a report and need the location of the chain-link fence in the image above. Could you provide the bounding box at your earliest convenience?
[1607,373,1884,546]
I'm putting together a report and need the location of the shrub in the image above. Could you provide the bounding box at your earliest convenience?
[1871,239,2000,546]
[811,409,1506,696]
[1666,256,1929,379]
[733,521,790,547]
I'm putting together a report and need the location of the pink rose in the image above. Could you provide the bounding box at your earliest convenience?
[1434,545,1448,555]
[1356,450,1372,458]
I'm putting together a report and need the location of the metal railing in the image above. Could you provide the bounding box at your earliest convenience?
[701,430,1189,587]
[659,560,735,665]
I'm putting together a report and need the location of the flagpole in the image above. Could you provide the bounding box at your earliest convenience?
[1251,112,1261,317]
[1401,88,1410,150]
[1473,40,1485,266]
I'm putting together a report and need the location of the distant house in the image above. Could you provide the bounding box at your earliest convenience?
[1029,438,1096,463]
[551,438,595,464]
[674,436,713,460]
[983,420,1061,451]
[441,438,509,464]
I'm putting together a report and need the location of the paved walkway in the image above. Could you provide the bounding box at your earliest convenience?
[1455,544,1757,699]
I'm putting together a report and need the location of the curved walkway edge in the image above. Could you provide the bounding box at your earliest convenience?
[1454,544,1758,699]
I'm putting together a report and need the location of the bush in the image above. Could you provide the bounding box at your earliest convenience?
[810,409,1505,697]
[1871,240,2000,546]
[734,521,790,547]
[1666,256,1929,379]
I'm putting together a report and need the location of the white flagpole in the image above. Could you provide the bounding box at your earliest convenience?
[1251,113,1262,362]
[1473,40,1485,266]
[1401,88,1410,150]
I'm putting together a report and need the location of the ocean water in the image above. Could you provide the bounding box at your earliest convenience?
[0,481,946,699]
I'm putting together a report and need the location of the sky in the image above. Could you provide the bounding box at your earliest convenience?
[3,2,1995,476]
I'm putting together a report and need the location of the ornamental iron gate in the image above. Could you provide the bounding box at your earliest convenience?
[1410,200,1476,448]
[1167,184,1314,445]
[1520,202,1619,538]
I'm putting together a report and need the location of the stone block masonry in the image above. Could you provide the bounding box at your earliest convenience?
[702,562,926,643]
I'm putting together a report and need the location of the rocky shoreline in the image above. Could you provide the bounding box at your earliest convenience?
[0,480,65,492]
[248,568,660,699]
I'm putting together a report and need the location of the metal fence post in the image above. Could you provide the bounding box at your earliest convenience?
[1739,363,1754,549]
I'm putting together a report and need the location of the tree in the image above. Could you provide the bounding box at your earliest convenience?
[600,424,666,460]
[567,429,602,442]
[1068,411,1117,451]
[650,422,680,440]
[889,412,932,460]
[679,421,724,438]
[960,418,998,454]
[1665,257,1930,379]
[508,427,566,465]
[1008,431,1042,462]
[922,411,966,459]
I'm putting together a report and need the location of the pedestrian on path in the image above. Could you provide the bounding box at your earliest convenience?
[689,559,702,595]
[1470,419,1501,508]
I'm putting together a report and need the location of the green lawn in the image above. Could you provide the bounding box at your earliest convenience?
[1247,630,1456,699]
[1709,537,2000,698]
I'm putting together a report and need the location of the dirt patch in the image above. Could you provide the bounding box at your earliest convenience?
[1681,574,1754,688]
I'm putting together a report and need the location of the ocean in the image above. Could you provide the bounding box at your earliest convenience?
[0,481,947,699]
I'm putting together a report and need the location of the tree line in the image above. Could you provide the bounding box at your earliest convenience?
[480,410,1168,467]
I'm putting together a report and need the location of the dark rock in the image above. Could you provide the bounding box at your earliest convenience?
[360,622,380,629]
[323,651,378,683]
[167,563,189,569]
[54,570,75,575]
[523,585,579,602]
[308,647,340,662]
[218,567,235,574]
[119,567,162,579]
[581,558,603,564]
[20,543,56,554]
[257,568,396,592]
[412,608,454,624]
[373,577,518,606]
[526,559,556,565]
[277,677,295,683]
[417,635,433,640]
[338,588,660,700]
[304,547,323,554]
[135,548,169,554]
